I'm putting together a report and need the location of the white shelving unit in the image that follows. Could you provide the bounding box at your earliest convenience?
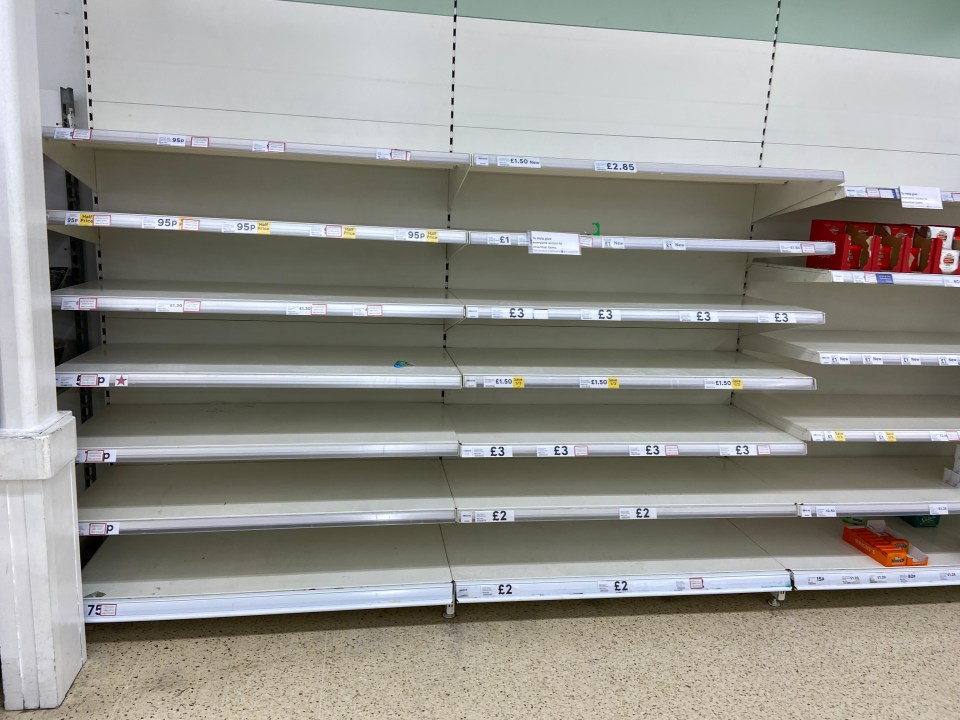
[735,394,960,443]
[448,348,815,391]
[77,460,455,534]
[747,262,960,289]
[56,344,463,389]
[81,525,454,622]
[75,403,460,463]
[741,330,960,367]
[449,404,806,458]
[444,521,792,603]
[733,518,960,590]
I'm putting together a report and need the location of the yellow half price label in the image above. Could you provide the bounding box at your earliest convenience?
[731,377,743,390]
[834,431,846,442]
[426,230,440,243]
[256,221,271,235]
[512,376,525,388]
[884,431,897,442]
[343,226,357,240]
[608,377,620,389]
[79,213,94,226]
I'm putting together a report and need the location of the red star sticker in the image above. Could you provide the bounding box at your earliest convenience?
[115,376,127,386]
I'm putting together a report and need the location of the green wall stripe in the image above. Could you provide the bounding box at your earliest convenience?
[778,0,960,59]
[457,0,778,42]
[282,0,452,16]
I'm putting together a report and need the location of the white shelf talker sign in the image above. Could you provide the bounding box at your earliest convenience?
[619,507,657,520]
[529,231,581,256]
[497,155,541,169]
[899,186,943,210]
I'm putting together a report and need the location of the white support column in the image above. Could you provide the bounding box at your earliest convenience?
[0,0,85,709]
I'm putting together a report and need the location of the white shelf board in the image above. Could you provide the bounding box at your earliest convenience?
[444,456,960,522]
[735,394,960,443]
[77,460,455,534]
[81,525,453,621]
[75,403,459,463]
[467,152,843,185]
[748,262,960,289]
[750,185,960,220]
[733,457,960,517]
[444,457,797,521]
[42,126,469,190]
[448,404,806,458]
[468,230,834,256]
[47,210,467,245]
[443,520,791,602]
[734,518,960,590]
[56,344,462,390]
[453,290,824,325]
[52,281,464,319]
[741,330,960,367]
[448,348,815,391]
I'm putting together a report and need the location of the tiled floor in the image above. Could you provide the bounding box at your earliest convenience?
[5,588,960,719]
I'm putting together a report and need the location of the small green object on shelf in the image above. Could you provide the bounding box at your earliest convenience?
[393,360,413,368]
[899,515,941,528]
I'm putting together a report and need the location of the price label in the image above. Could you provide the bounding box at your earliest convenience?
[76,449,117,463]
[938,355,960,366]
[811,431,845,442]
[497,155,541,169]
[491,306,534,320]
[180,218,200,231]
[579,376,619,389]
[71,128,92,140]
[779,242,803,254]
[929,504,950,516]
[156,301,185,313]
[875,431,897,442]
[85,603,118,618]
[81,522,120,536]
[224,220,262,234]
[807,575,827,586]
[862,354,885,365]
[869,574,889,584]
[599,237,625,249]
[529,231,581,256]
[900,354,923,366]
[663,239,687,251]
[460,445,512,458]
[395,228,440,243]
[758,312,792,323]
[190,137,210,148]
[815,506,837,518]
[629,444,673,457]
[485,233,514,245]
[156,134,188,147]
[285,304,311,316]
[598,580,632,593]
[899,185,943,210]
[53,128,73,139]
[944,276,960,288]
[720,444,757,456]
[819,354,851,365]
[142,216,181,230]
[183,300,202,313]
[619,507,657,520]
[580,308,621,321]
[484,376,524,389]
[680,311,719,323]
[474,510,515,523]
[251,140,283,152]
[59,373,111,388]
[705,378,743,390]
[841,575,862,585]
[536,445,588,457]
[593,160,637,173]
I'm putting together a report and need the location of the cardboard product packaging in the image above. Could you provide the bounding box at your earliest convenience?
[871,224,914,272]
[807,220,878,271]
[842,523,928,567]
[909,226,957,274]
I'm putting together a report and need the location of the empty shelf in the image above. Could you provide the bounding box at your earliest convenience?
[735,394,960,443]
[81,525,453,621]
[748,262,960,289]
[444,457,797,521]
[453,290,823,324]
[742,330,960,366]
[77,460,455,534]
[444,456,960,522]
[734,517,960,590]
[448,348,814,391]
[52,281,463,319]
[56,344,462,390]
[442,521,791,602]
[43,126,468,190]
[448,404,806,458]
[75,403,459,463]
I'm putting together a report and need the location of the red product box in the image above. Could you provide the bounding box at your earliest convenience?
[870,225,914,273]
[807,220,878,271]
[909,226,957,274]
